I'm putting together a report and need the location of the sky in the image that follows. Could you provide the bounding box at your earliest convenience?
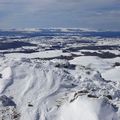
[0,0,120,30]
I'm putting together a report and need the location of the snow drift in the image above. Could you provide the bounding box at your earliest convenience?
[0,67,13,93]
[57,96,118,120]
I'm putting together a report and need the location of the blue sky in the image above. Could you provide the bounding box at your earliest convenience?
[0,0,120,30]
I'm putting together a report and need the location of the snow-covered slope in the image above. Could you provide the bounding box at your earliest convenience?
[57,96,118,120]
[102,66,120,82]
[0,67,13,93]
[5,50,71,59]
[0,57,119,120]
[69,56,111,71]
[0,29,120,120]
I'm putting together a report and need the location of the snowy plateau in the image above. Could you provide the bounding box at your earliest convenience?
[0,28,120,120]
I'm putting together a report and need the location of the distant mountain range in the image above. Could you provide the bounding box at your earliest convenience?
[0,28,120,38]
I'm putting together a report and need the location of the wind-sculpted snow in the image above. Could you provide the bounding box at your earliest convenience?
[0,58,76,119]
[0,67,13,93]
[0,57,119,120]
[57,96,118,120]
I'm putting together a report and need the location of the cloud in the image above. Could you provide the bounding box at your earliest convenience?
[0,0,120,30]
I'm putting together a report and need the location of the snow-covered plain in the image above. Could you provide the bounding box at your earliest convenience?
[0,29,120,120]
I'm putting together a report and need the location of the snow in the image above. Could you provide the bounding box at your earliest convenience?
[5,50,72,59]
[59,28,70,32]
[57,96,118,120]
[69,56,111,72]
[105,57,120,64]
[0,67,13,93]
[101,50,120,55]
[20,28,42,32]
[0,29,120,120]
[0,58,119,120]
[0,59,74,120]
[102,66,120,82]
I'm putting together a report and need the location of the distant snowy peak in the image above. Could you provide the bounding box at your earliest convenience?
[0,28,97,32]
[46,28,97,32]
